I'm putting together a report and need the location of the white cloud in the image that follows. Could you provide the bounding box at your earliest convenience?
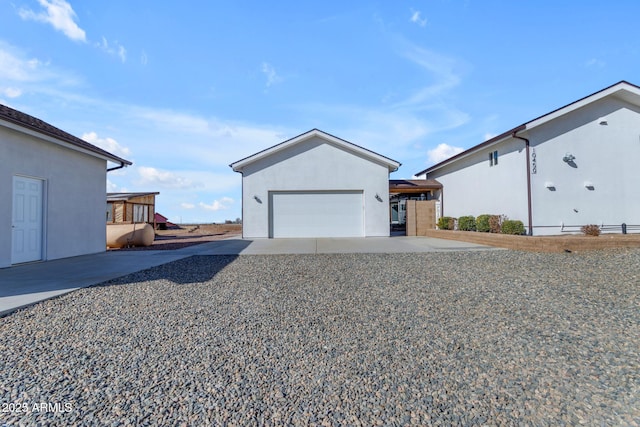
[0,40,83,89]
[118,45,127,63]
[199,197,234,211]
[125,105,288,166]
[1,87,22,98]
[132,107,211,134]
[136,166,195,189]
[180,203,195,209]
[106,179,128,193]
[82,131,132,158]
[586,58,605,68]
[427,143,464,164]
[0,42,46,82]
[19,0,86,42]
[96,37,127,63]
[141,51,148,65]
[483,132,497,141]
[393,43,463,108]
[106,179,118,192]
[261,62,283,87]
[410,9,427,27]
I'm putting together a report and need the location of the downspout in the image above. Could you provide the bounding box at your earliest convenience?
[107,161,126,172]
[511,129,533,235]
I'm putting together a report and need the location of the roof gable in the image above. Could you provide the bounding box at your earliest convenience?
[0,103,132,166]
[417,81,640,176]
[230,129,401,172]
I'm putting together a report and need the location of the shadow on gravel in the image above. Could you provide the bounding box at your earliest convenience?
[92,255,240,287]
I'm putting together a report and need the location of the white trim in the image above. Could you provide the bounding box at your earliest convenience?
[526,82,640,129]
[231,129,400,172]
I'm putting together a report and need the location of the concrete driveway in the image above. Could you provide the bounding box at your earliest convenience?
[194,235,493,255]
[0,236,494,316]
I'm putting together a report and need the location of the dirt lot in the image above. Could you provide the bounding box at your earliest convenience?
[109,224,242,251]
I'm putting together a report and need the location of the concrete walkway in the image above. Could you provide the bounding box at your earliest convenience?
[0,236,493,316]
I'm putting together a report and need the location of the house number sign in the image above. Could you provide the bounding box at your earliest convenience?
[531,148,537,174]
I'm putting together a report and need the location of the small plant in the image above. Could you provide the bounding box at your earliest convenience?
[581,224,601,236]
[437,216,456,230]
[489,215,505,233]
[457,215,476,231]
[476,214,491,232]
[501,219,526,235]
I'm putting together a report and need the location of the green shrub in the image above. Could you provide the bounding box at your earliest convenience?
[437,216,456,230]
[476,214,491,232]
[457,215,476,231]
[580,224,601,236]
[489,215,504,233]
[501,219,526,235]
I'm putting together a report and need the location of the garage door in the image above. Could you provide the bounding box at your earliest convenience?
[270,191,364,238]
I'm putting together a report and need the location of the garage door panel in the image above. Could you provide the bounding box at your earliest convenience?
[270,191,363,238]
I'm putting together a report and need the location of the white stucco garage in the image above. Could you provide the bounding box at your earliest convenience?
[0,104,131,268]
[230,129,400,238]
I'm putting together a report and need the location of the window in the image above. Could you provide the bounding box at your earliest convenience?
[106,203,113,222]
[133,204,149,223]
[489,150,498,166]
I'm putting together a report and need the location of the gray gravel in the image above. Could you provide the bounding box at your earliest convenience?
[1,249,639,426]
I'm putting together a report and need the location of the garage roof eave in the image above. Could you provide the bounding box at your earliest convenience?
[230,128,401,172]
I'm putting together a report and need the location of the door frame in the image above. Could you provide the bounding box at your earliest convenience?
[11,175,47,264]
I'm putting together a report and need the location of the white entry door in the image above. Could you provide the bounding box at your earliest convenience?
[12,176,44,264]
[270,190,364,238]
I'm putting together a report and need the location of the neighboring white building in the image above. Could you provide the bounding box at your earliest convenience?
[0,104,131,268]
[416,81,640,236]
[230,129,400,238]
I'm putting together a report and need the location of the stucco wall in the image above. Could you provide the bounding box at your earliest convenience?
[422,138,529,227]
[0,126,107,267]
[240,136,391,238]
[421,95,640,236]
[527,97,640,234]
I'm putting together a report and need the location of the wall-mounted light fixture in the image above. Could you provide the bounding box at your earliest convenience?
[545,182,556,191]
[375,193,383,202]
[584,181,595,190]
[562,153,575,163]
[253,195,262,203]
[598,117,608,125]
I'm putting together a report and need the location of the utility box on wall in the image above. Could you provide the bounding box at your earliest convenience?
[406,200,436,236]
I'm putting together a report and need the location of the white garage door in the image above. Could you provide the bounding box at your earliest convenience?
[270,191,364,238]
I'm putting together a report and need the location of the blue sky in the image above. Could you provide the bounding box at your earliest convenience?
[2,1,639,223]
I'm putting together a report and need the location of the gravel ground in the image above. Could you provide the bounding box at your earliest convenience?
[1,249,639,426]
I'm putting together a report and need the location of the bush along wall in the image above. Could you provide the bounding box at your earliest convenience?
[501,219,526,235]
[581,224,601,236]
[489,215,505,233]
[454,214,527,235]
[437,216,456,230]
[476,214,491,232]
[457,216,476,231]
